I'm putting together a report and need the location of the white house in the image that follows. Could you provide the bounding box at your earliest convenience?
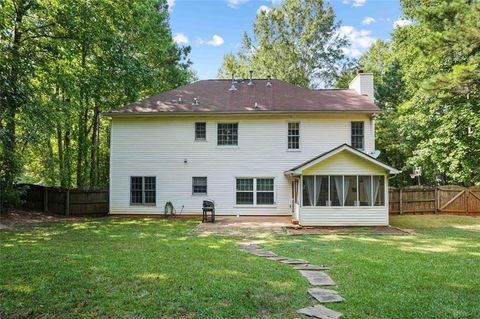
[105,73,400,226]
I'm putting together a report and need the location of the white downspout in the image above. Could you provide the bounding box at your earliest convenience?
[371,113,377,151]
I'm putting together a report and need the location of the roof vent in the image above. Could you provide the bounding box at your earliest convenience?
[266,75,272,87]
[192,97,199,105]
[248,70,254,86]
[229,73,237,91]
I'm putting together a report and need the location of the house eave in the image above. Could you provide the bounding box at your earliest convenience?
[102,110,381,117]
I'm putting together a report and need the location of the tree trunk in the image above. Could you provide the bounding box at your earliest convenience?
[90,103,99,187]
[57,124,65,188]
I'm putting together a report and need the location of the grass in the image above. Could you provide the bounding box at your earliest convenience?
[1,215,479,318]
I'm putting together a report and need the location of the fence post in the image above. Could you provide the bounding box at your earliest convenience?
[399,188,403,215]
[434,187,438,214]
[65,189,70,216]
[466,189,469,215]
[43,187,48,213]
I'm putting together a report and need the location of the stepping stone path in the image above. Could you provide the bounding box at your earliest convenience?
[235,242,344,319]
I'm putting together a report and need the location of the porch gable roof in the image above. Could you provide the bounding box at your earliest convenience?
[284,144,401,176]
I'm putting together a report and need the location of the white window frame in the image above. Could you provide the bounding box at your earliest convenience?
[216,122,239,147]
[235,177,276,207]
[194,122,207,141]
[351,121,365,150]
[192,176,208,195]
[286,121,301,151]
[130,176,156,206]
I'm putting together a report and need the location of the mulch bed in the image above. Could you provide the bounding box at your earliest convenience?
[285,225,414,235]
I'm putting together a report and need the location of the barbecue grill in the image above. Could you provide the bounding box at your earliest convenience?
[202,200,215,223]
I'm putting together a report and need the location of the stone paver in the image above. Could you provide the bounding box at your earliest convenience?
[297,305,342,319]
[308,288,344,303]
[280,258,309,264]
[299,270,336,286]
[249,250,278,257]
[267,256,290,261]
[294,264,330,271]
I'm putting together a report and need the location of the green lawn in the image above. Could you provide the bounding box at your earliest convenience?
[1,215,479,318]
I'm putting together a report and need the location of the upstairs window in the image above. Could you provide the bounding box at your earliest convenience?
[287,122,300,150]
[217,123,238,146]
[131,176,156,205]
[192,177,207,195]
[351,121,364,150]
[195,122,206,141]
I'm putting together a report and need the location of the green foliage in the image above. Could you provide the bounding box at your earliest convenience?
[0,0,193,210]
[337,0,480,186]
[218,0,347,87]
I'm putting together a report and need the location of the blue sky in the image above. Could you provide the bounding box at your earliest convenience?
[168,0,405,80]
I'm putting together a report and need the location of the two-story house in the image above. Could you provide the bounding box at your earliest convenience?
[105,72,400,226]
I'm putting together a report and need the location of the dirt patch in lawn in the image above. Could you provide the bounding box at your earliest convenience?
[0,209,90,230]
[286,226,413,235]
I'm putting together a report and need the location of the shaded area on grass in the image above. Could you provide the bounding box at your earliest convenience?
[261,215,480,319]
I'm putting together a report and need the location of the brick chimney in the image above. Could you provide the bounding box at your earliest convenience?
[349,71,374,102]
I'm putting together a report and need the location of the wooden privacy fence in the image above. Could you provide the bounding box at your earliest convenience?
[389,185,480,215]
[20,184,108,216]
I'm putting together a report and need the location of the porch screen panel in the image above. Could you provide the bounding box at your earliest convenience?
[302,176,315,206]
[344,176,357,206]
[315,176,329,206]
[374,176,385,206]
[331,176,343,206]
[358,176,372,206]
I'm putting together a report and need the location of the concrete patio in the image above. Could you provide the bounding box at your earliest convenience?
[194,216,293,237]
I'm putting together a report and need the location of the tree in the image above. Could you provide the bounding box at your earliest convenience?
[0,0,193,211]
[338,0,480,186]
[218,0,347,88]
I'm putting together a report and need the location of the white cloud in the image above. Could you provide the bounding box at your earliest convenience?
[197,34,224,47]
[167,0,175,11]
[353,0,366,6]
[173,33,189,45]
[362,16,375,25]
[227,0,249,8]
[393,18,414,28]
[339,25,376,58]
[257,5,270,14]
[342,0,366,7]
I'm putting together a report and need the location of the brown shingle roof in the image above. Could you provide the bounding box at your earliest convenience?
[104,79,379,116]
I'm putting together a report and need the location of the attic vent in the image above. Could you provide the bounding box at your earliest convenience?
[229,73,237,91]
[192,98,199,105]
[266,75,272,87]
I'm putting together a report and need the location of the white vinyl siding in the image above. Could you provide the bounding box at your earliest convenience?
[110,114,376,216]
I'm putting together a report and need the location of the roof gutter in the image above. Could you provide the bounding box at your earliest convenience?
[102,110,381,117]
